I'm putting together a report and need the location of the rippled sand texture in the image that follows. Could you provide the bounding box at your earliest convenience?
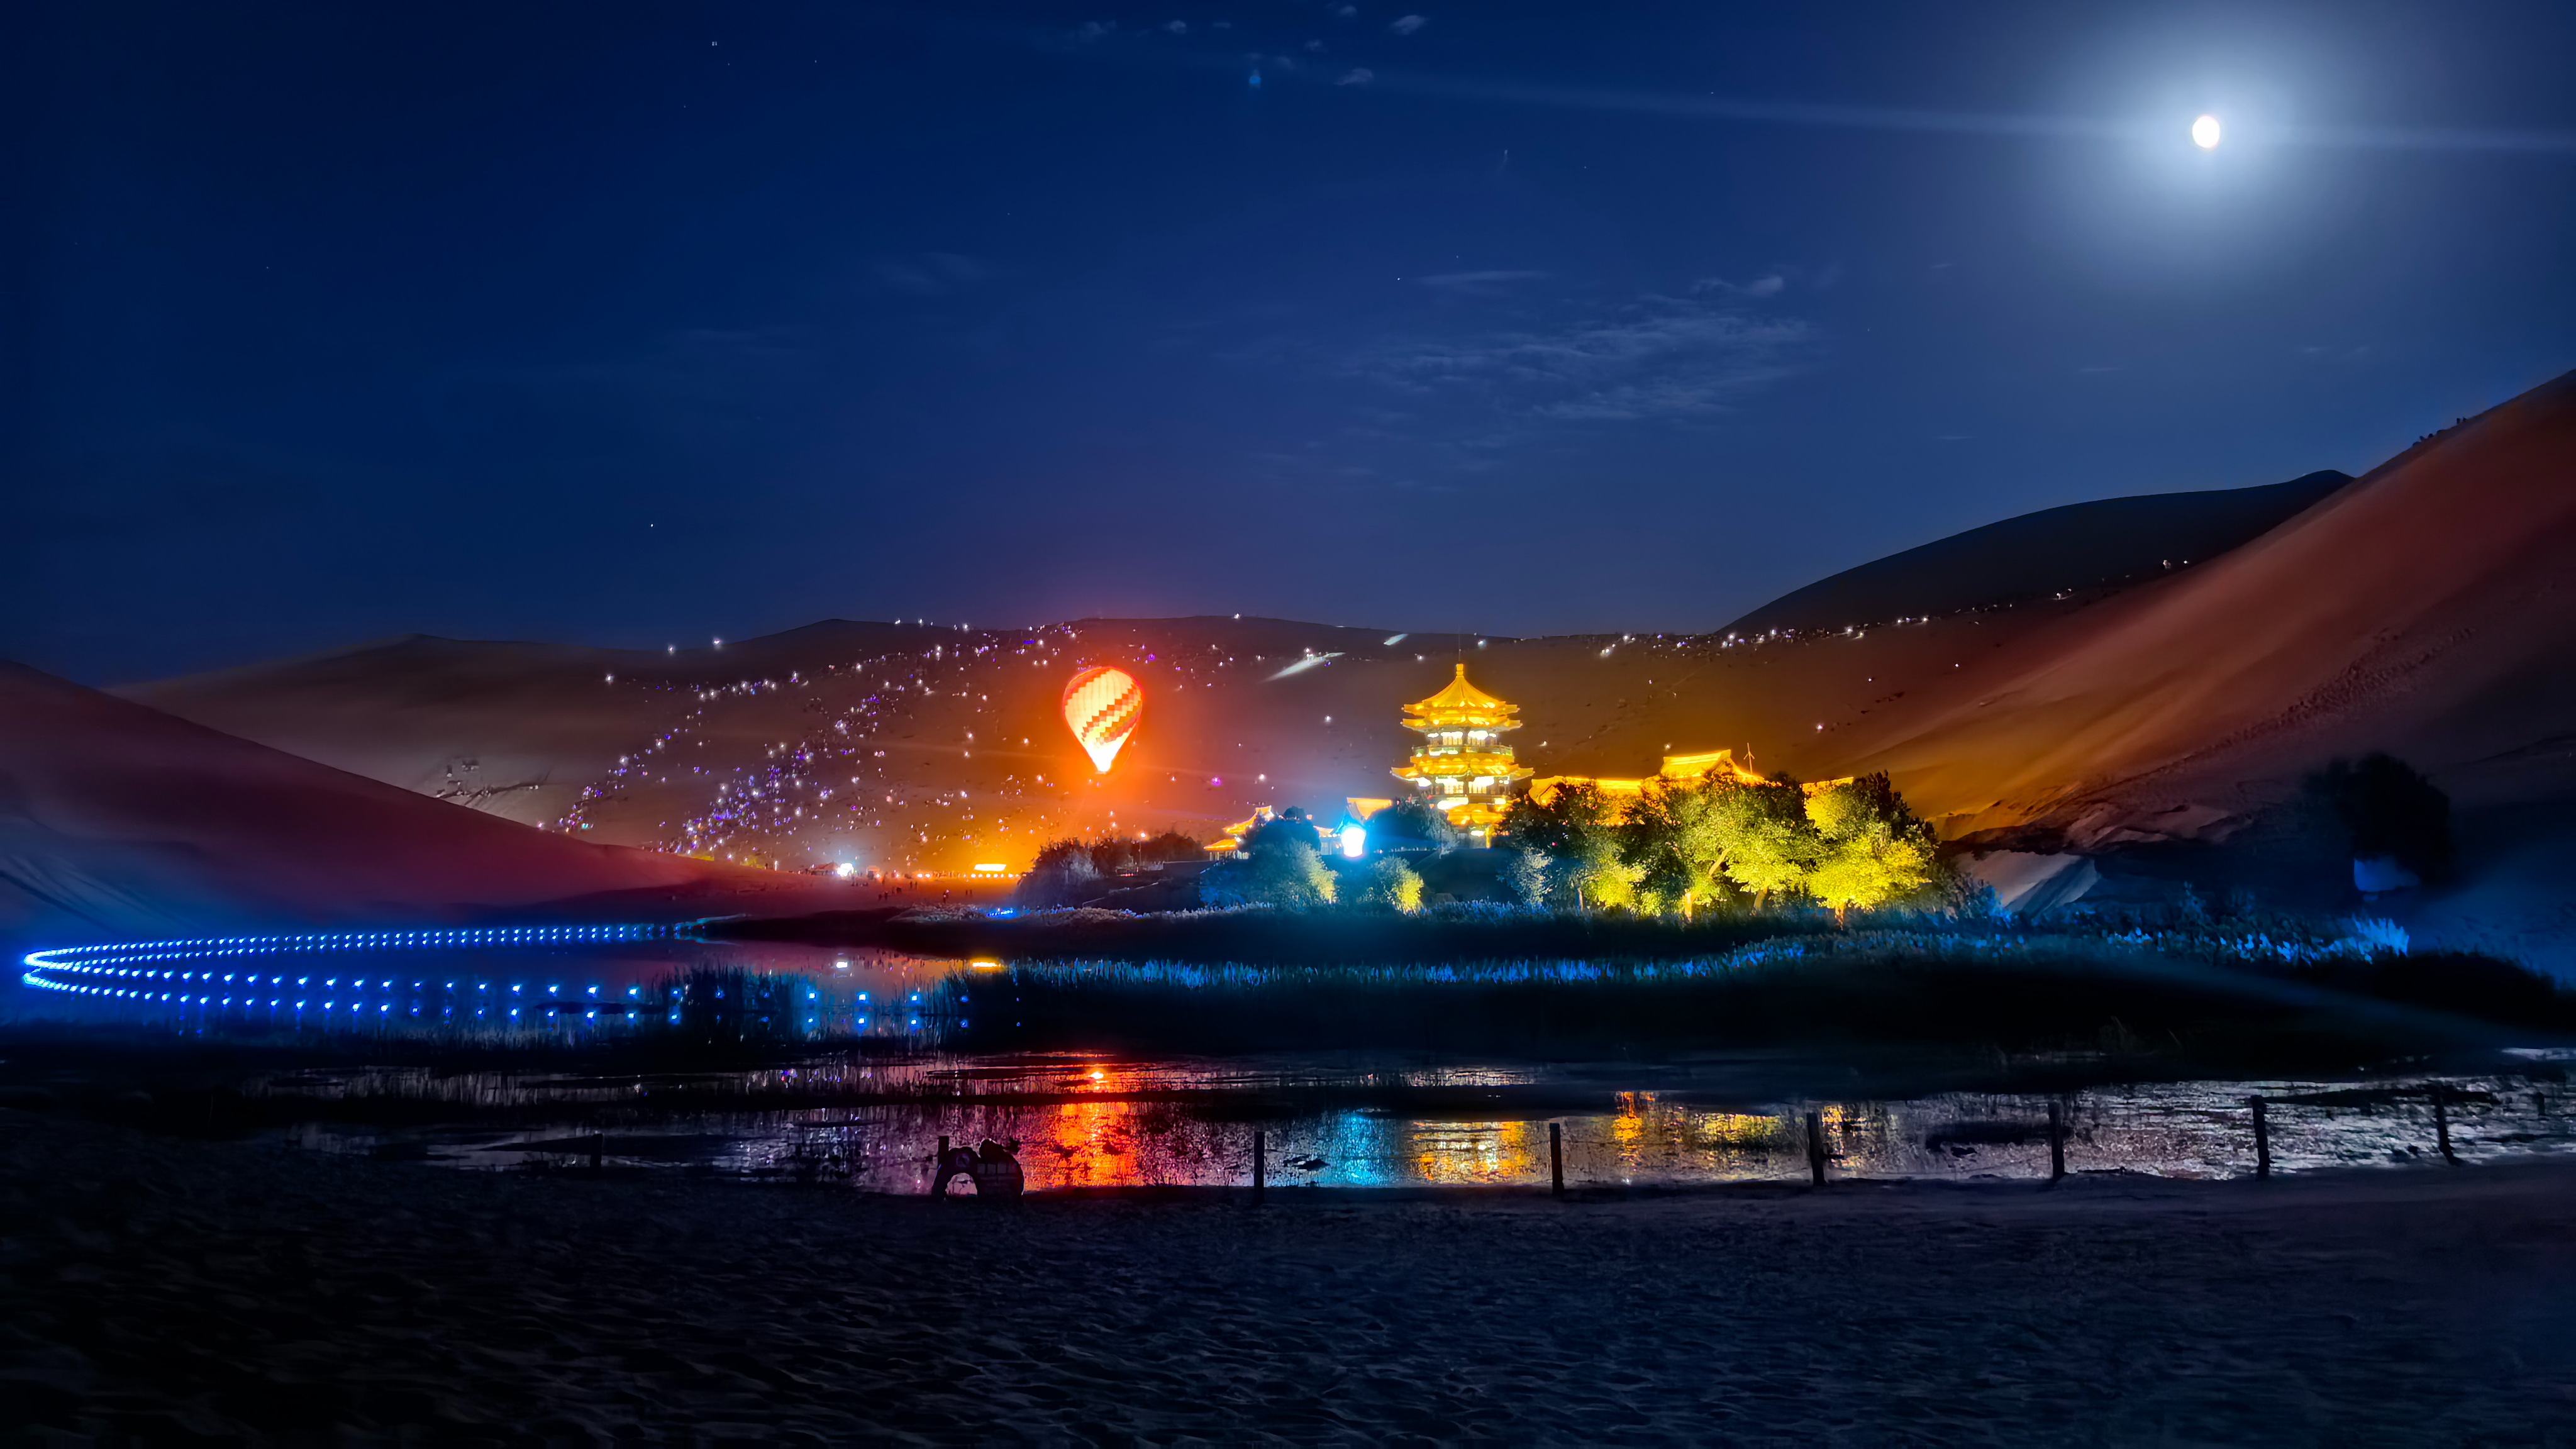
[6,1110,2574,1444]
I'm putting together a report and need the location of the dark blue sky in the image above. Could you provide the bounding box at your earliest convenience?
[11,1,2573,682]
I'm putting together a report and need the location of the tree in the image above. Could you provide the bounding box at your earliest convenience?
[1633,848,1702,918]
[1706,779,1821,904]
[1623,778,1732,911]
[1241,806,1323,858]
[1367,797,1460,852]
[2310,754,2453,884]
[1201,813,1338,908]
[1500,850,1551,908]
[1498,781,1619,857]
[1802,774,1940,920]
[1016,838,1102,907]
[1555,835,1644,912]
[1355,857,1424,912]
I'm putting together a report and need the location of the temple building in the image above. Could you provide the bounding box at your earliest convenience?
[1526,748,1771,807]
[1528,748,1848,806]
[1391,664,1534,840]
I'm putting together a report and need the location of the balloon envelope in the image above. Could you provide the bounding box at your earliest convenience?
[1062,666,1144,774]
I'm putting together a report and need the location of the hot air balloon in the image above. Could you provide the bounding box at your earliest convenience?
[1061,665,1144,774]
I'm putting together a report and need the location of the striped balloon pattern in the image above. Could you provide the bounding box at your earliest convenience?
[1061,665,1145,774]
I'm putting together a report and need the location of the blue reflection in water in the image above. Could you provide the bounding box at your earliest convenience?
[26,930,2576,1191]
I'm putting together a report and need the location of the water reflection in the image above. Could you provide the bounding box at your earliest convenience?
[27,931,2576,1190]
[267,1055,2576,1191]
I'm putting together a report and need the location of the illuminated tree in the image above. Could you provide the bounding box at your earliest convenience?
[1706,779,1821,904]
[1555,835,1645,911]
[1357,857,1425,913]
[1802,774,1940,921]
[1501,849,1550,908]
[1498,780,1618,856]
[1201,816,1337,909]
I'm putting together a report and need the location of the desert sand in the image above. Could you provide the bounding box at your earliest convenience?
[108,374,2576,884]
[0,662,846,950]
[1726,468,2349,638]
[1845,371,2576,840]
[4,1108,2573,1443]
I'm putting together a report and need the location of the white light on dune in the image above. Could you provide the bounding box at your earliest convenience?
[2192,114,2221,149]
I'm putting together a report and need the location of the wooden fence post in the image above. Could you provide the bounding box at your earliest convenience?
[1253,1129,1267,1204]
[1550,1121,1564,1197]
[1806,1111,1827,1187]
[2047,1101,2065,1182]
[2432,1087,2457,1165]
[2250,1096,2270,1181]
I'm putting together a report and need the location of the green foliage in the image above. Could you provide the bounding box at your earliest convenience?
[1017,838,1103,907]
[1501,850,1551,909]
[1497,769,1948,919]
[1019,830,1207,907]
[1368,797,1460,851]
[1498,781,1618,857]
[1802,774,1941,917]
[1705,779,1821,904]
[1355,857,1425,913]
[1633,848,1703,916]
[1555,835,1644,911]
[1201,816,1337,909]
[1621,781,1729,901]
[1139,830,1209,864]
[1241,806,1323,858]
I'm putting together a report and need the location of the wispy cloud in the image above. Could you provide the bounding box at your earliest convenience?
[1336,67,1374,86]
[873,253,992,296]
[1709,274,1784,298]
[1418,269,1548,296]
[1347,287,1812,424]
[1389,14,1427,35]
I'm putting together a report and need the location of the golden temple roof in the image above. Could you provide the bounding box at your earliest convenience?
[1401,664,1520,728]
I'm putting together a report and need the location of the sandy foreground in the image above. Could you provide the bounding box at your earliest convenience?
[4,1111,2574,1446]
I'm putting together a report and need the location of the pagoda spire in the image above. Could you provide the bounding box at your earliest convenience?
[1390,665,1533,841]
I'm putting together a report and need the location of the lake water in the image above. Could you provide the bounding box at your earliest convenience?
[20,928,2576,1191]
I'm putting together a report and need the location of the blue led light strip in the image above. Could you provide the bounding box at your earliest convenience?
[19,924,678,1001]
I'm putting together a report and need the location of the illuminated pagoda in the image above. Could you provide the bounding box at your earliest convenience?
[1391,664,1535,840]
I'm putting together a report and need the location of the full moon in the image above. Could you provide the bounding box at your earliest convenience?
[2192,114,2222,149]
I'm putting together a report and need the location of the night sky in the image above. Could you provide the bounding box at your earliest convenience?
[11,1,2573,684]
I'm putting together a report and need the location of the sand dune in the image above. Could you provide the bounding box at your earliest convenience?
[1726,469,2350,638]
[0,663,835,948]
[111,609,2097,877]
[101,371,2575,899]
[1833,370,2576,840]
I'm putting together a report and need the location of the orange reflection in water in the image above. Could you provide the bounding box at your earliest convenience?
[1018,1062,1243,1189]
[1408,1120,1539,1185]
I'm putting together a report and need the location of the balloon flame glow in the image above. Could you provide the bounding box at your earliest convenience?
[1061,666,1145,774]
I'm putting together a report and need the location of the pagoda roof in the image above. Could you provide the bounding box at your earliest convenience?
[1404,663,1516,717]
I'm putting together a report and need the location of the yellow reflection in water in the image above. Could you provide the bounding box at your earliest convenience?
[1408,1120,1538,1184]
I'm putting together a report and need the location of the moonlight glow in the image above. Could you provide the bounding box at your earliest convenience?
[2192,114,2222,149]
